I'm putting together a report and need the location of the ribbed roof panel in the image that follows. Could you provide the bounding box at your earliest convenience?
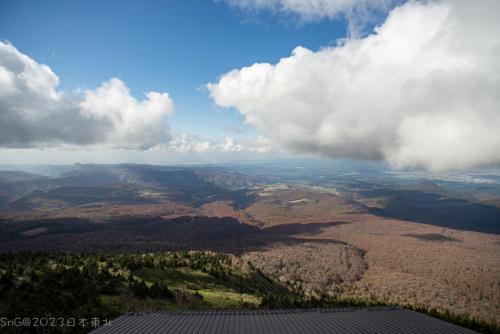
[90,307,478,334]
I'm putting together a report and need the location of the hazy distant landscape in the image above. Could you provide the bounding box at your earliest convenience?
[0,161,499,331]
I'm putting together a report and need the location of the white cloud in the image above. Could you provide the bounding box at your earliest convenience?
[208,0,500,171]
[224,0,394,35]
[159,133,215,153]
[220,135,272,153]
[151,133,273,154]
[0,41,274,160]
[80,79,173,149]
[0,41,173,149]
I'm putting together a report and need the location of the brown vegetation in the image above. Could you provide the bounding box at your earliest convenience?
[1,183,499,326]
[243,241,367,298]
[240,187,500,325]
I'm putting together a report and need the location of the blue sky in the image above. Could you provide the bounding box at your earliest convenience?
[0,0,348,141]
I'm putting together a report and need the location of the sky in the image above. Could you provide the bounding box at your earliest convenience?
[0,0,499,170]
[0,0,347,141]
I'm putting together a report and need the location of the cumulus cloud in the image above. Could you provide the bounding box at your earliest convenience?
[152,133,273,154]
[220,135,272,153]
[0,41,173,149]
[224,0,394,35]
[208,0,500,171]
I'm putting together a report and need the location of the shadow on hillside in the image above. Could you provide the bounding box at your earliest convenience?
[263,221,350,235]
[361,189,500,234]
[0,215,351,253]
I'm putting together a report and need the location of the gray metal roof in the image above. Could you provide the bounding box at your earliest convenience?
[90,307,478,334]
